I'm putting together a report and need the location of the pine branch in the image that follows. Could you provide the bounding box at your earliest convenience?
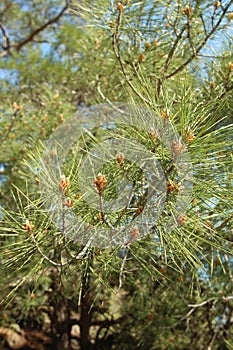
[112,10,152,106]
[165,1,232,79]
[0,22,10,50]
[0,3,68,58]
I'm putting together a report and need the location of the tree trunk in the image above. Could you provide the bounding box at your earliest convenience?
[49,268,71,350]
[79,261,93,350]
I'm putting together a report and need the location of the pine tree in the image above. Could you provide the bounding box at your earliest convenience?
[0,0,233,349]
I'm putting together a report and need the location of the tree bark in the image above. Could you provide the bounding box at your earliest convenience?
[79,260,93,350]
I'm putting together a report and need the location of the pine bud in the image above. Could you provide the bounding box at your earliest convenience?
[214,1,221,9]
[138,54,146,63]
[23,220,34,232]
[117,2,123,13]
[94,173,107,193]
[59,175,70,192]
[129,226,140,240]
[116,152,125,164]
[171,140,184,156]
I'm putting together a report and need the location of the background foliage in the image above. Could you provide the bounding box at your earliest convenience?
[0,0,233,349]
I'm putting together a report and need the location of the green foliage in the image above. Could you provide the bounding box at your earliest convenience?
[0,0,233,349]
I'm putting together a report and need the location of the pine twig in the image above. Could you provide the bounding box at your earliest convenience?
[0,3,68,57]
[116,246,129,292]
[112,11,152,107]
